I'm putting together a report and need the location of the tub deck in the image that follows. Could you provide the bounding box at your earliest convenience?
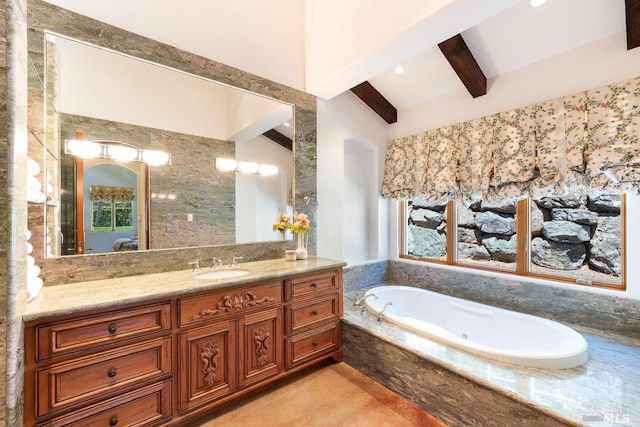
[343,288,640,427]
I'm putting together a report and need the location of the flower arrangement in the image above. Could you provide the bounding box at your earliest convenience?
[272,212,291,232]
[290,212,311,234]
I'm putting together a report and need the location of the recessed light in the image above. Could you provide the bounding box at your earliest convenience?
[530,0,546,7]
[395,65,405,74]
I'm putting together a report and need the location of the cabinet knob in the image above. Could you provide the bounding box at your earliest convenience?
[107,368,117,378]
[311,283,318,289]
[312,310,318,316]
[107,323,118,334]
[109,417,119,426]
[312,340,319,346]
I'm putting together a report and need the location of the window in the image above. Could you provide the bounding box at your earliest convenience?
[402,194,625,289]
[90,185,135,232]
[92,200,134,232]
[406,198,449,262]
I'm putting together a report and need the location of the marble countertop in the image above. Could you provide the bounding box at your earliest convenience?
[24,257,346,321]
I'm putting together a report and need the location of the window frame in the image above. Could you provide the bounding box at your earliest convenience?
[91,199,135,233]
[399,196,627,291]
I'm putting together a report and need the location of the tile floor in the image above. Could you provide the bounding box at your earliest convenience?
[194,362,446,427]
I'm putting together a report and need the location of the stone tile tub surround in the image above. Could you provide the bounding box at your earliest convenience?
[342,261,640,426]
[342,317,640,427]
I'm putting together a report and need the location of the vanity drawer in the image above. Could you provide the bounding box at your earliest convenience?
[36,337,172,417]
[285,293,339,334]
[38,380,172,427]
[178,281,282,327]
[36,303,172,361]
[285,323,340,368]
[285,270,341,301]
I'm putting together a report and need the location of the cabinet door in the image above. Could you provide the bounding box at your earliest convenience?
[178,320,236,413]
[238,308,282,388]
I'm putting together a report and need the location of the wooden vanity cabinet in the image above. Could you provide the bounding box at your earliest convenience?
[176,280,282,414]
[284,269,343,368]
[24,267,343,426]
[24,303,174,427]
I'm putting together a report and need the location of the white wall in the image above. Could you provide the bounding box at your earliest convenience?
[343,139,378,263]
[236,136,293,243]
[317,92,388,264]
[45,0,306,91]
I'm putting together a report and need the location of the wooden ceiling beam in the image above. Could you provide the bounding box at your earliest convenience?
[438,34,487,98]
[626,0,640,50]
[350,81,398,124]
[263,129,292,151]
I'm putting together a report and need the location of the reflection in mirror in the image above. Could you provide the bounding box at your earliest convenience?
[45,32,294,257]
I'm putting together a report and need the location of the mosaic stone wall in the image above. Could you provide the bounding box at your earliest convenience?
[4,0,29,424]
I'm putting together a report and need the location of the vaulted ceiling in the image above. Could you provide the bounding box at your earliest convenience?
[355,0,640,123]
[45,0,639,127]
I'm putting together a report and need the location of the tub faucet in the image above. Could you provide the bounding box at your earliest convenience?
[377,302,393,322]
[230,256,244,269]
[188,260,201,274]
[354,293,378,307]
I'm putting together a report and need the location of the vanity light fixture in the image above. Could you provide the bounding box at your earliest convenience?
[215,157,238,172]
[105,145,138,162]
[530,0,546,7]
[258,164,279,176]
[141,149,171,166]
[65,139,103,158]
[237,161,260,174]
[395,65,405,74]
[215,157,278,176]
[64,139,171,166]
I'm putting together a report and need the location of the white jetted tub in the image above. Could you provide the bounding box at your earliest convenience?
[363,285,588,369]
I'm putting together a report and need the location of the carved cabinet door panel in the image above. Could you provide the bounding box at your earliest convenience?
[238,308,283,388]
[178,320,236,413]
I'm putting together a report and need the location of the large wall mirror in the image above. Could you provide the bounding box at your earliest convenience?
[28,0,317,283]
[42,32,295,257]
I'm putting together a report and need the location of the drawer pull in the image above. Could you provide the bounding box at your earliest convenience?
[107,368,118,378]
[107,323,118,334]
[312,310,319,316]
[109,417,119,426]
[312,283,318,289]
[312,340,319,346]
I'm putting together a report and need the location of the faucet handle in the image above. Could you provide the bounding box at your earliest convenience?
[188,260,201,273]
[230,256,244,268]
[352,293,361,307]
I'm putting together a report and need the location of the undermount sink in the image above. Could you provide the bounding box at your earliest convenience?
[194,269,250,280]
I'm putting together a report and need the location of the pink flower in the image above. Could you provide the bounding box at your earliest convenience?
[290,212,311,233]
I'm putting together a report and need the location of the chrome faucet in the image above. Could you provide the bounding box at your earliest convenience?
[377,302,393,322]
[210,258,222,270]
[230,256,244,269]
[353,293,378,307]
[188,260,201,274]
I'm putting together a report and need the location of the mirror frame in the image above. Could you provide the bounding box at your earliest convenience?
[28,0,317,285]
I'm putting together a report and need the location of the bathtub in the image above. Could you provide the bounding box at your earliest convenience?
[363,285,588,369]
